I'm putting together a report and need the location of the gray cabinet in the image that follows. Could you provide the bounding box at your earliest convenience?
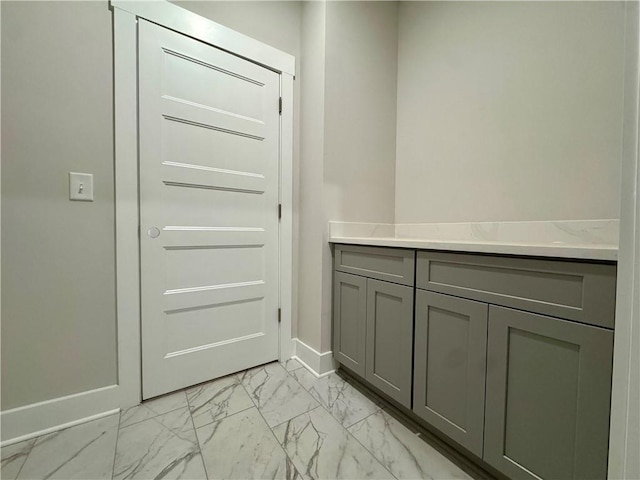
[333,245,415,408]
[416,251,617,329]
[333,271,367,377]
[335,244,415,286]
[483,306,614,480]
[333,244,616,480]
[366,279,413,407]
[413,290,488,457]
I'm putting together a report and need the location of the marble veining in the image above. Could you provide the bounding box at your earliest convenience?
[282,358,305,372]
[394,219,619,245]
[186,374,254,428]
[18,413,119,480]
[120,390,189,428]
[349,409,473,480]
[330,220,619,260]
[238,362,319,428]
[113,407,206,480]
[291,368,379,428]
[1,439,35,480]
[273,406,394,480]
[551,220,619,244]
[3,360,478,480]
[196,407,298,479]
[329,222,395,239]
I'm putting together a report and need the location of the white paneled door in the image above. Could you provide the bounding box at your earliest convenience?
[138,20,281,399]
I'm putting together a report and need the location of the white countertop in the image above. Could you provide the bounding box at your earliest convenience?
[328,220,619,261]
[329,235,617,261]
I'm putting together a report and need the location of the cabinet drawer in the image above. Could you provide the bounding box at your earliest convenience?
[335,244,415,286]
[416,251,616,329]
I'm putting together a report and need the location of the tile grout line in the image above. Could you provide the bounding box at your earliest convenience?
[184,389,210,480]
[285,366,397,479]
[344,406,381,432]
[237,365,304,479]
[268,403,324,431]
[265,363,322,429]
[240,362,320,428]
[119,404,186,430]
[315,401,398,479]
[193,404,256,431]
[110,410,122,480]
[283,359,305,374]
[286,362,382,430]
[11,437,38,480]
[339,408,399,480]
[278,400,399,480]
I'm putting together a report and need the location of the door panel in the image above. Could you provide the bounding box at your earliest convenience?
[161,116,266,174]
[165,299,264,354]
[160,185,264,227]
[413,291,488,457]
[139,20,280,399]
[162,49,266,121]
[484,306,613,480]
[365,279,413,408]
[333,272,367,377]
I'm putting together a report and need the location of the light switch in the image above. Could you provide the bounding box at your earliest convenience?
[69,172,94,201]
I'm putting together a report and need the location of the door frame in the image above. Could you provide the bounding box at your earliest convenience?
[609,3,640,478]
[112,0,295,408]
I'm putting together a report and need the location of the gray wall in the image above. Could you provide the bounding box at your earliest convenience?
[324,1,397,224]
[395,1,626,223]
[296,1,399,353]
[1,0,303,411]
[4,0,625,412]
[321,1,398,351]
[1,1,117,410]
[297,0,328,352]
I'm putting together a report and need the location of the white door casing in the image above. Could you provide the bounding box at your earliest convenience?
[139,19,281,398]
[0,0,295,445]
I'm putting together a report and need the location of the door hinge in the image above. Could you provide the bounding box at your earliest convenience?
[278,308,282,323]
[278,203,282,220]
[278,97,282,115]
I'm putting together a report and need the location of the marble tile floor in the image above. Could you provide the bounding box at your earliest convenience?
[1,359,474,480]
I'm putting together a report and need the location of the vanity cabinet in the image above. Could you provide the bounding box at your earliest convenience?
[415,251,616,478]
[413,290,488,458]
[333,271,367,377]
[333,244,617,480]
[333,245,414,407]
[365,279,413,407]
[484,306,614,480]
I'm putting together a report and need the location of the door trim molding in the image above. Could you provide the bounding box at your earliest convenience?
[112,0,296,409]
[111,1,294,76]
[609,2,640,478]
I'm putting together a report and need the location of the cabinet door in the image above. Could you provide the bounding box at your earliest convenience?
[365,279,414,408]
[413,290,488,457]
[333,272,367,377]
[484,306,614,480]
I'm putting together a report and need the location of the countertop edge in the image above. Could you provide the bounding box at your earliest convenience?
[329,236,618,262]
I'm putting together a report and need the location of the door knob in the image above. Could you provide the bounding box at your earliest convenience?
[147,227,161,238]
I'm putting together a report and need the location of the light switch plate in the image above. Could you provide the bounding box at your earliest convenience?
[69,172,94,201]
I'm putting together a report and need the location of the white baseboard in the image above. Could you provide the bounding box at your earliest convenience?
[0,384,121,446]
[292,338,336,377]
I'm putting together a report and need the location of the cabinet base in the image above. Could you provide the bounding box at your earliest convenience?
[337,365,506,480]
